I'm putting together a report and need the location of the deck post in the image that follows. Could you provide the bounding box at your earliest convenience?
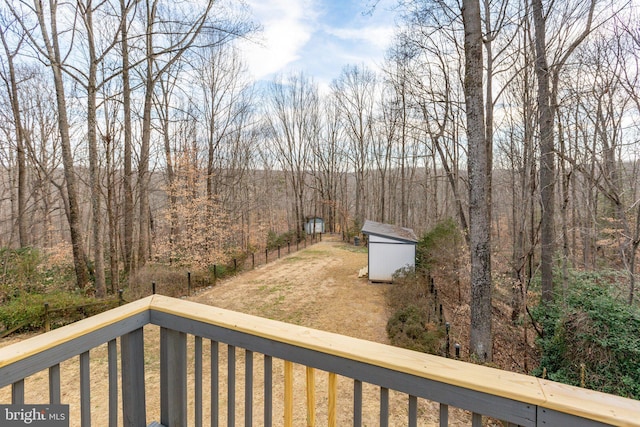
[160,327,187,427]
[49,364,61,404]
[108,340,118,427]
[121,327,146,427]
[80,351,91,427]
[11,379,24,404]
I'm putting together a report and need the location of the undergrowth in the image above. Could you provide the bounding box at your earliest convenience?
[385,220,464,355]
[532,270,640,399]
[386,268,444,354]
[0,246,104,333]
[266,229,300,250]
[0,291,102,332]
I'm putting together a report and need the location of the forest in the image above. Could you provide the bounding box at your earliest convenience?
[0,0,639,397]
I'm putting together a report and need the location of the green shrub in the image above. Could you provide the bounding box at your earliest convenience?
[0,247,78,299]
[266,229,299,251]
[344,218,362,242]
[0,291,96,332]
[387,305,444,354]
[532,271,640,399]
[0,247,45,291]
[386,269,444,354]
[210,263,230,279]
[416,218,462,271]
[387,268,430,312]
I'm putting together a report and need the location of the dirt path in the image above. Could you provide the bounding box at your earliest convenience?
[192,235,390,343]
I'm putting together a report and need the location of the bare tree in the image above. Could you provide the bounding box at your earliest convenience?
[314,96,347,233]
[374,84,398,225]
[136,0,215,267]
[532,0,596,304]
[0,13,28,247]
[74,0,127,297]
[332,64,377,228]
[486,0,539,330]
[265,72,319,239]
[462,0,492,362]
[560,20,640,305]
[617,14,640,304]
[8,0,91,289]
[394,8,470,236]
[381,47,413,227]
[194,37,253,207]
[15,69,62,248]
[120,0,135,274]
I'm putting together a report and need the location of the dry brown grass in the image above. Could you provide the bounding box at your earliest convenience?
[1,235,479,426]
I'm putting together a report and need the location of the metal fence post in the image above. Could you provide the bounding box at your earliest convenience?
[445,323,450,358]
[44,303,50,332]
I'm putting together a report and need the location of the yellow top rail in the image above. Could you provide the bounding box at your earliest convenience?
[1,295,639,426]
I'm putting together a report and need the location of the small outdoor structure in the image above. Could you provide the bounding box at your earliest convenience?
[361,219,418,283]
[305,216,325,234]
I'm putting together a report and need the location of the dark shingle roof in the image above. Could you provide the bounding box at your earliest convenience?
[361,220,418,243]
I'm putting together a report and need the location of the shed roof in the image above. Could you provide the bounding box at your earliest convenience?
[361,219,418,243]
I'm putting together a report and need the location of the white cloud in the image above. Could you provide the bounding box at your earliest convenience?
[324,25,395,50]
[236,0,399,87]
[239,0,320,80]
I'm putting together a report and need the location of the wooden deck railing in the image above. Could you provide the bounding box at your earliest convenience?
[0,295,638,426]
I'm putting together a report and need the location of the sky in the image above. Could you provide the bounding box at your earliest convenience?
[237,0,399,90]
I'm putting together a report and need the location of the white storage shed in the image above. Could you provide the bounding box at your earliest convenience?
[361,220,418,283]
[305,217,325,234]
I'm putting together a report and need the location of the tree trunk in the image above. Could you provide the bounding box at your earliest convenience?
[105,131,119,294]
[35,1,91,289]
[483,0,494,238]
[138,0,156,268]
[56,107,87,284]
[558,113,570,300]
[462,0,492,362]
[160,79,178,249]
[120,0,135,274]
[0,30,28,247]
[84,2,106,297]
[532,0,555,305]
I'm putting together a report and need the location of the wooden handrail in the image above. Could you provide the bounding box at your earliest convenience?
[147,295,640,426]
[1,295,639,426]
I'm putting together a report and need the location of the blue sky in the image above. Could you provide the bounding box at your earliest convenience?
[238,0,399,89]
